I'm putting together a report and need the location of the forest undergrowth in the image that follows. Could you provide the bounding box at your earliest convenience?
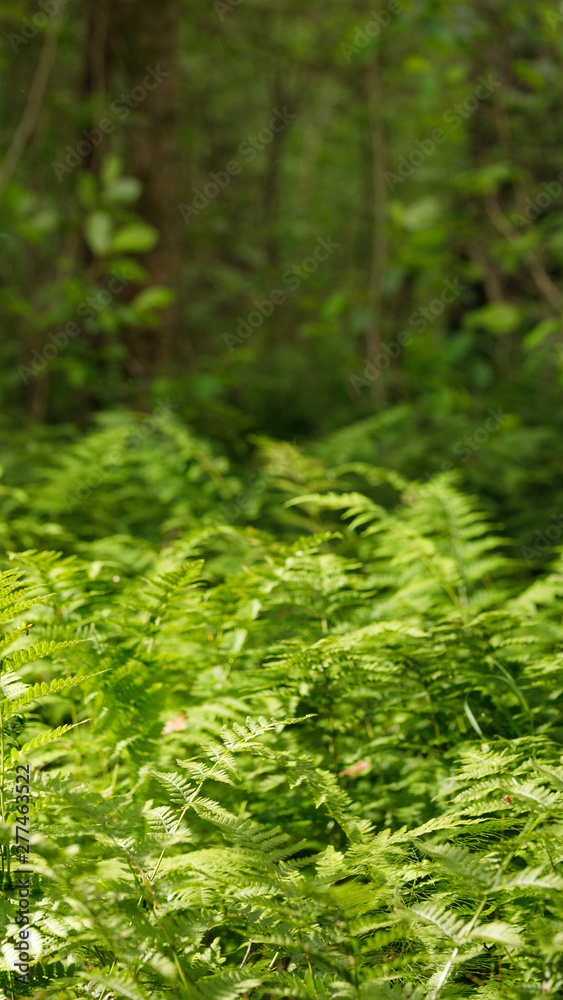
[0,412,562,999]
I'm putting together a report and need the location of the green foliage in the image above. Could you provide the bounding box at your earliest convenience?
[4,0,563,451]
[0,452,563,998]
[2,3,563,993]
[2,0,563,564]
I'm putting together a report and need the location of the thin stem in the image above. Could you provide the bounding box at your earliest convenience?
[431,814,544,999]
[365,46,388,405]
[149,742,240,885]
[240,939,253,968]
[485,196,563,311]
[0,10,63,204]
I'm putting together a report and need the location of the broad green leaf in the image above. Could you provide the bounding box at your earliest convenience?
[110,223,159,254]
[84,211,113,256]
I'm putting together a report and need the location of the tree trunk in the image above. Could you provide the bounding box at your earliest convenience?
[115,0,183,376]
[365,48,387,406]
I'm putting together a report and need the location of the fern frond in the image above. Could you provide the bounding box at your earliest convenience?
[1,638,85,673]
[8,722,84,764]
[2,670,101,720]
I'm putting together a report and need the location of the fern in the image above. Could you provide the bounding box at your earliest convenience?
[0,460,561,998]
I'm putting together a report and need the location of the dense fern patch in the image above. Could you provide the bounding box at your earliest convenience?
[0,429,562,998]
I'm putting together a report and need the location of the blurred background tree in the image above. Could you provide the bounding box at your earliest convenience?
[1,0,563,559]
